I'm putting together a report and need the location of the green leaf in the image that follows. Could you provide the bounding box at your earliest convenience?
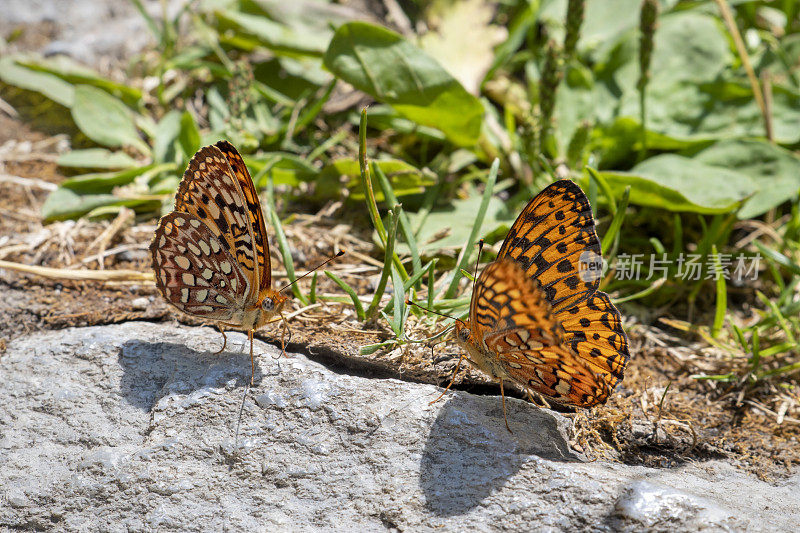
[405,190,510,254]
[249,153,318,187]
[57,148,137,169]
[41,188,160,222]
[316,158,433,200]
[71,85,149,155]
[178,111,201,160]
[17,55,142,105]
[59,164,162,194]
[600,155,757,213]
[692,140,800,218]
[215,9,329,55]
[153,110,182,164]
[324,22,483,146]
[0,55,75,107]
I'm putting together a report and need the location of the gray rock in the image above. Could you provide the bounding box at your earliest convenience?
[0,323,797,531]
[1,0,183,65]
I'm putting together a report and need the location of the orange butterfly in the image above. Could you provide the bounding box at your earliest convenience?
[150,141,289,384]
[442,180,629,430]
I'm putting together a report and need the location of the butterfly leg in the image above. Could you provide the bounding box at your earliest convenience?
[500,378,512,434]
[279,310,290,357]
[525,388,551,409]
[430,352,466,405]
[248,329,255,387]
[212,325,228,355]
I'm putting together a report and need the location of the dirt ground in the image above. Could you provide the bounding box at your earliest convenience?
[1,110,798,482]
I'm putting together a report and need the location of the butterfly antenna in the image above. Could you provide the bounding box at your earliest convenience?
[279,250,345,292]
[405,299,466,328]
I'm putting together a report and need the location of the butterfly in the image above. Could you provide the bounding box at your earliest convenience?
[150,141,289,385]
[444,180,629,430]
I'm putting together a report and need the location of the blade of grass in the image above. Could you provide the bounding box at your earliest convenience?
[359,108,386,243]
[390,264,407,337]
[601,185,630,257]
[443,158,499,299]
[358,108,408,280]
[383,259,436,315]
[360,341,399,355]
[613,277,665,304]
[426,259,436,312]
[756,290,797,345]
[263,175,308,305]
[366,205,401,320]
[753,241,800,276]
[586,167,617,216]
[373,162,420,277]
[309,272,318,304]
[325,271,365,321]
[711,245,726,338]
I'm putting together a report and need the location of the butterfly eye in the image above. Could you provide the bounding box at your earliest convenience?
[458,328,471,342]
[261,297,275,312]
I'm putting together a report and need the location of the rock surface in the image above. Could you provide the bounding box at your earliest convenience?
[1,322,798,531]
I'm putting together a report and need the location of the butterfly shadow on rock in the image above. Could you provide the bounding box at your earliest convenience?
[117,337,260,412]
[419,392,584,516]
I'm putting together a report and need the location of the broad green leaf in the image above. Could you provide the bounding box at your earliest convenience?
[215,9,328,55]
[71,85,149,154]
[324,22,483,146]
[404,190,510,254]
[418,0,507,94]
[541,0,680,57]
[17,55,142,105]
[249,153,318,187]
[60,165,156,194]
[600,155,757,214]
[555,11,732,151]
[692,140,800,218]
[153,110,182,164]
[316,158,434,200]
[58,148,137,169]
[0,55,74,107]
[42,188,160,222]
[179,111,201,160]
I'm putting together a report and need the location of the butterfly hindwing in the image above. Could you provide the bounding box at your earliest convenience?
[497,180,601,312]
[474,260,612,406]
[151,211,250,321]
[559,291,629,391]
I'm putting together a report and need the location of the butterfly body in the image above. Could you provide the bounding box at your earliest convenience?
[150,141,287,383]
[449,180,629,411]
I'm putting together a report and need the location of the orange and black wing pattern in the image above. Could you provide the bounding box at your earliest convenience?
[558,291,628,394]
[213,140,273,296]
[470,260,613,407]
[497,180,601,313]
[171,142,267,301]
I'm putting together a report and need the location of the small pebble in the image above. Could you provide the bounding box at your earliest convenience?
[130,297,150,310]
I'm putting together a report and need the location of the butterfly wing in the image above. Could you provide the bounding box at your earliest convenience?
[472,260,613,407]
[151,212,250,322]
[172,143,264,302]
[213,141,273,296]
[497,180,601,312]
[558,291,629,393]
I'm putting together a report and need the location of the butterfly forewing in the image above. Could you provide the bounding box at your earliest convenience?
[498,180,601,312]
[173,144,262,301]
[214,140,273,296]
[470,260,564,346]
[151,212,250,321]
